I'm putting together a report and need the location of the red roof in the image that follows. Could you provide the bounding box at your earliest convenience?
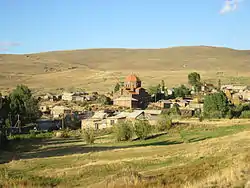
[125,74,141,82]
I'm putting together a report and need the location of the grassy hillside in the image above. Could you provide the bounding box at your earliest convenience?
[1,120,250,187]
[1,46,250,94]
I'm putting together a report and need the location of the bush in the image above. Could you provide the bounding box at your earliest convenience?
[240,110,250,119]
[134,120,152,140]
[29,129,37,136]
[55,129,70,138]
[157,115,172,131]
[114,121,133,141]
[82,129,95,144]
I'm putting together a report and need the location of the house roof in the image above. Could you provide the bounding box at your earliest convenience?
[127,110,144,119]
[62,92,74,96]
[114,97,138,101]
[108,112,131,119]
[125,74,141,82]
[91,112,107,119]
[144,110,162,115]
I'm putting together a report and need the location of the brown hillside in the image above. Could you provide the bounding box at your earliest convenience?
[1,46,250,94]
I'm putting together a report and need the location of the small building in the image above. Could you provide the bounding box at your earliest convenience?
[150,100,172,109]
[81,112,108,130]
[106,112,130,127]
[51,105,71,119]
[62,92,74,101]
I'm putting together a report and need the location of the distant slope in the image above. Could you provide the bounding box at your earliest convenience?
[1,46,250,93]
[1,46,250,73]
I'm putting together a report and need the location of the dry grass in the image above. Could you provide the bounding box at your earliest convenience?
[1,46,250,94]
[1,122,250,187]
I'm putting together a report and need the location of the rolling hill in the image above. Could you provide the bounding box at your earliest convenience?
[1,46,250,94]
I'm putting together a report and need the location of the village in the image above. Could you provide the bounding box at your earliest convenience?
[22,72,250,132]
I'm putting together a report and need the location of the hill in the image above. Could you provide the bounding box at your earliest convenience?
[1,46,250,94]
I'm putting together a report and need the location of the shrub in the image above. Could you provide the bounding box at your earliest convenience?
[157,115,172,131]
[240,110,250,119]
[55,129,70,138]
[134,120,152,140]
[82,128,95,144]
[114,121,133,141]
[29,129,37,138]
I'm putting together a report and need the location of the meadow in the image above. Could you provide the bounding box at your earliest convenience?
[1,119,250,188]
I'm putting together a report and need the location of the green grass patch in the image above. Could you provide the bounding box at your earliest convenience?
[179,124,250,143]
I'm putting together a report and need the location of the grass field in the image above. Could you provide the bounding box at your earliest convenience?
[1,46,250,94]
[1,120,250,188]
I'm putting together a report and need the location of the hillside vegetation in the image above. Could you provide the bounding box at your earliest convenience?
[1,46,250,93]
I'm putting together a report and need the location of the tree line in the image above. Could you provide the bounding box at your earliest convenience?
[0,85,40,148]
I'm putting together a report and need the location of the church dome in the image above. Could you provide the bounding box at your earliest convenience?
[125,74,141,82]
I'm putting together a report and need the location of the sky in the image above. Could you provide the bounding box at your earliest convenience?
[0,0,250,54]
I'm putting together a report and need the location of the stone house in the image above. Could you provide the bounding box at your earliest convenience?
[113,74,151,109]
[81,112,108,130]
[106,110,158,127]
[51,105,71,119]
[106,112,131,127]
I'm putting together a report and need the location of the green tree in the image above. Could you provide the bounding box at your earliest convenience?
[173,85,191,98]
[157,114,172,131]
[134,120,152,140]
[97,95,112,105]
[148,85,161,96]
[114,83,120,93]
[82,128,95,144]
[203,92,229,119]
[188,72,201,92]
[240,110,250,119]
[114,121,133,141]
[169,103,181,117]
[9,85,41,123]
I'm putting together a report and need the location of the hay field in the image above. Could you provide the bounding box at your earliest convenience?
[1,46,250,94]
[1,120,250,188]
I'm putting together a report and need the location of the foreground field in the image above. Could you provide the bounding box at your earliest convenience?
[1,121,250,188]
[1,46,250,94]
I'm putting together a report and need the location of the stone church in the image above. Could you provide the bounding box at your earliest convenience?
[113,74,151,109]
